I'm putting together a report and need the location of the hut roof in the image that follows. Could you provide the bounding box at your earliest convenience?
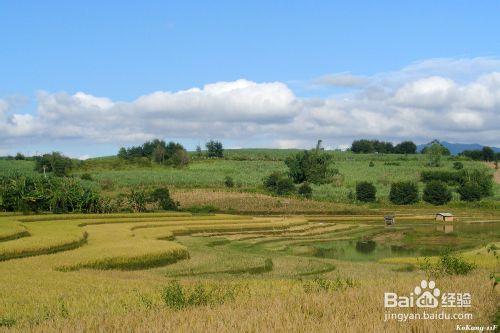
[436,212,453,217]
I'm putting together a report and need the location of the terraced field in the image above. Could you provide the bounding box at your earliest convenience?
[0,211,498,331]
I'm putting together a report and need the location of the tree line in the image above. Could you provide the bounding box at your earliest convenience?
[459,146,499,162]
[118,139,189,166]
[117,139,225,166]
[350,139,417,154]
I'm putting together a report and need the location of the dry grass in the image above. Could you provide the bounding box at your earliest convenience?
[171,189,368,214]
[0,211,497,331]
[9,275,497,333]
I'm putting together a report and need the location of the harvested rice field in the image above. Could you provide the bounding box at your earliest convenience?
[0,211,498,332]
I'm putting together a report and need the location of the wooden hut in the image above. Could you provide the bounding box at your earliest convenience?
[435,213,454,222]
[384,214,395,227]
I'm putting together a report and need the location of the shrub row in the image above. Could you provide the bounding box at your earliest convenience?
[420,169,493,202]
[0,173,179,213]
[420,170,461,184]
[0,173,102,213]
[355,178,488,205]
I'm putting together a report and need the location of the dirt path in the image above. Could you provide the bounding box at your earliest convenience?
[484,162,500,184]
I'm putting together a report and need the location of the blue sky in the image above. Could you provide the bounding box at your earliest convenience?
[1,1,500,157]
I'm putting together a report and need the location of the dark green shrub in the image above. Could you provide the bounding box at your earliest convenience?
[457,169,493,197]
[162,280,186,310]
[206,140,224,158]
[275,177,296,195]
[368,161,374,167]
[420,251,476,276]
[298,182,313,199]
[424,143,450,167]
[355,181,376,202]
[126,188,149,212]
[394,141,417,154]
[14,153,25,160]
[169,149,190,167]
[187,284,210,307]
[34,152,73,177]
[162,281,238,310]
[285,150,334,184]
[453,161,464,170]
[263,172,281,191]
[150,187,178,210]
[224,176,234,188]
[80,173,93,181]
[482,146,495,161]
[263,172,295,195]
[420,170,460,184]
[458,182,482,202]
[440,252,476,275]
[423,181,452,205]
[389,181,419,205]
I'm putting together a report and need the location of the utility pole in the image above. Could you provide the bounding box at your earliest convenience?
[316,139,323,152]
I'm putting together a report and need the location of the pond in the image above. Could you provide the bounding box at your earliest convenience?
[298,222,499,262]
[304,239,426,261]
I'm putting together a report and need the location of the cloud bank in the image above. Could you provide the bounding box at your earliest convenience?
[1,58,500,153]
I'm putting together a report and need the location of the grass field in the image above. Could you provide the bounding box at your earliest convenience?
[82,153,495,201]
[4,150,498,205]
[0,210,498,331]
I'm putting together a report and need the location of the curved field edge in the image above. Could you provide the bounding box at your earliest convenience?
[0,231,88,261]
[16,212,192,222]
[0,214,310,271]
[56,246,189,271]
[0,221,29,242]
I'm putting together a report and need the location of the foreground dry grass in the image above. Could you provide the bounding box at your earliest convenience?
[9,274,497,332]
[0,212,498,332]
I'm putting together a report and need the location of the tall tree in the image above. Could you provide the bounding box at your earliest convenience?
[206,140,224,158]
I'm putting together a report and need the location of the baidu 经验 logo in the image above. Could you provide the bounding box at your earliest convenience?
[384,280,471,309]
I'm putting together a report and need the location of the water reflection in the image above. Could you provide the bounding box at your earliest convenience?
[355,240,376,253]
[436,224,454,233]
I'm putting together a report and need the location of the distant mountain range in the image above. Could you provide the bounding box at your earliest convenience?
[417,140,500,155]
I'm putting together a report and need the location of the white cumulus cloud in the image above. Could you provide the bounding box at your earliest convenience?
[1,58,500,153]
